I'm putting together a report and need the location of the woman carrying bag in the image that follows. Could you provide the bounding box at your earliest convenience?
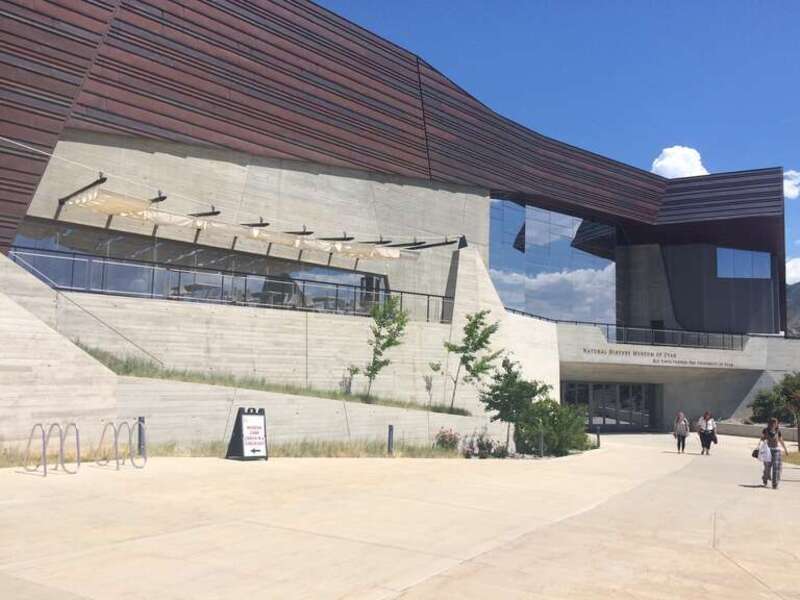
[759,417,790,489]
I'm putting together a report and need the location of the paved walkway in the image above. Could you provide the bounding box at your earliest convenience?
[1,434,798,599]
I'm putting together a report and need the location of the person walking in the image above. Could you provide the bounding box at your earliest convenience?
[697,411,716,455]
[673,411,690,453]
[760,417,790,489]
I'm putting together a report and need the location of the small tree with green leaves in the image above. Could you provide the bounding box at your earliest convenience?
[749,387,792,424]
[480,357,551,451]
[364,296,408,398]
[777,371,800,449]
[444,310,502,410]
[423,362,442,408]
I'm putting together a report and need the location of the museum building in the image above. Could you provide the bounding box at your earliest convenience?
[0,0,797,443]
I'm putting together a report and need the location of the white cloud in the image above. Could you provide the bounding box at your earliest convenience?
[490,263,616,323]
[784,170,800,200]
[650,146,709,178]
[787,258,800,285]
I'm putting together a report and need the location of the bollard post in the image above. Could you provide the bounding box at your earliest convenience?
[387,424,394,456]
[137,416,146,456]
[539,426,544,458]
[595,425,601,448]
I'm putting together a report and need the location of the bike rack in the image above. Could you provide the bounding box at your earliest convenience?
[24,423,47,476]
[23,422,81,476]
[62,422,81,475]
[96,421,147,470]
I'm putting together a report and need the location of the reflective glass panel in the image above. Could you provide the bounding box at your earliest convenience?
[489,199,617,322]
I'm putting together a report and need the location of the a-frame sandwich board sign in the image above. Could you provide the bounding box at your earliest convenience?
[226,407,268,461]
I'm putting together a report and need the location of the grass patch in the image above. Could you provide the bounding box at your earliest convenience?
[1,438,458,468]
[76,342,471,416]
[786,452,800,466]
[269,439,460,458]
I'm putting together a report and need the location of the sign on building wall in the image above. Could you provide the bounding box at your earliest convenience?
[226,407,268,461]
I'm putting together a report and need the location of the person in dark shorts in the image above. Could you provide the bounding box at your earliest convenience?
[761,417,790,489]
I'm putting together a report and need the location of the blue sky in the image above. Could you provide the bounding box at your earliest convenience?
[318,0,800,280]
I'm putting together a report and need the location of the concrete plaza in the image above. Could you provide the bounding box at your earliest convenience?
[1,434,798,599]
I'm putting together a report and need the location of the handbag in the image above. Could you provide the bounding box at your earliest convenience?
[752,448,759,459]
[711,431,718,445]
[758,441,773,463]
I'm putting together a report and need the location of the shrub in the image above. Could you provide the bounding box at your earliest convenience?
[479,357,551,451]
[515,399,590,456]
[434,428,460,450]
[749,387,794,424]
[461,431,506,459]
[430,404,471,416]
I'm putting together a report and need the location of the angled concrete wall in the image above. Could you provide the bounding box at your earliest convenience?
[0,274,117,447]
[117,377,506,447]
[450,247,561,400]
[26,130,490,298]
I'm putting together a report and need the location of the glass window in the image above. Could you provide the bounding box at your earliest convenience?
[716,247,734,278]
[752,252,771,279]
[716,247,772,280]
[489,199,617,323]
[733,249,753,278]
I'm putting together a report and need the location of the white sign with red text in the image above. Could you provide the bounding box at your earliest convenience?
[241,413,267,457]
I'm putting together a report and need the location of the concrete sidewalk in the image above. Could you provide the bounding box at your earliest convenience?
[1,434,798,599]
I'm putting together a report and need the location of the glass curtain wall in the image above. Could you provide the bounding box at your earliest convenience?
[489,199,618,323]
[12,218,390,312]
[562,381,659,430]
[788,196,800,338]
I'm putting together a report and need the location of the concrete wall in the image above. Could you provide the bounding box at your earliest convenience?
[117,377,506,447]
[717,422,798,443]
[26,130,491,298]
[0,284,117,447]
[450,247,561,399]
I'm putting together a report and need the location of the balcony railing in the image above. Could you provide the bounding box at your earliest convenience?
[506,308,748,351]
[9,247,454,324]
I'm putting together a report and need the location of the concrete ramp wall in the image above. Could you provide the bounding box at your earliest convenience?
[0,284,116,446]
[117,377,506,447]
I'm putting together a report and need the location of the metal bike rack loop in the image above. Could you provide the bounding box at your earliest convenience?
[24,423,47,476]
[61,422,81,474]
[22,422,80,476]
[96,421,147,470]
[45,423,64,473]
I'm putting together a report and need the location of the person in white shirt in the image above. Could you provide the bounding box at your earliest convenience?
[696,411,716,455]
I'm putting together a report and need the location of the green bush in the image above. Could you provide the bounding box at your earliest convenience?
[749,387,795,425]
[514,399,590,456]
[430,403,471,416]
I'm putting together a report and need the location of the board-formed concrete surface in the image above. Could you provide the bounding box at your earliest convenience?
[1,434,798,599]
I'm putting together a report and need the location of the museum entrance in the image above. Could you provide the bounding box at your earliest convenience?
[561,382,661,431]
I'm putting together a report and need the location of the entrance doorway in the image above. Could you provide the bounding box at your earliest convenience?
[561,382,660,431]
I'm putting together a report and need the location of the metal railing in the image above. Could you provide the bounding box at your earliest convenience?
[507,308,748,351]
[10,246,454,324]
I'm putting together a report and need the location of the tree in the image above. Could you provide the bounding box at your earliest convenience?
[515,399,590,457]
[479,357,551,451]
[749,387,792,424]
[364,296,408,398]
[444,310,502,410]
[777,371,800,450]
[423,362,442,408]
